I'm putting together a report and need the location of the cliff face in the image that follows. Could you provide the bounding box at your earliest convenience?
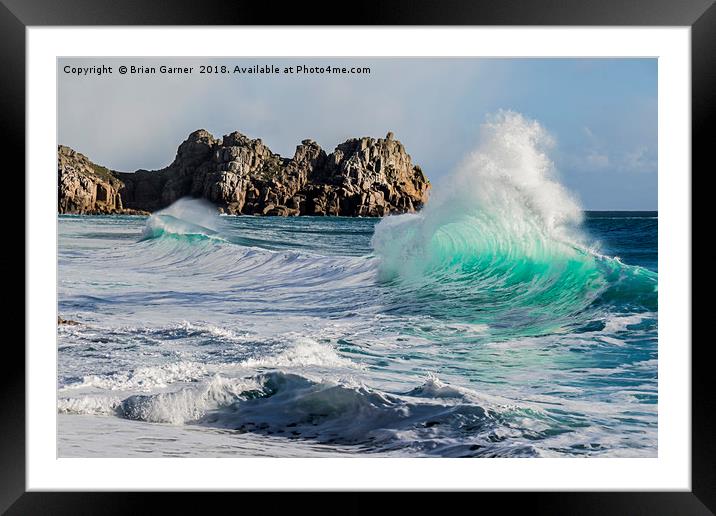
[59,130,431,217]
[57,145,130,214]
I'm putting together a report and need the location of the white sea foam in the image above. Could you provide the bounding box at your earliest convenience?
[60,361,211,392]
[239,337,362,370]
[58,395,123,416]
[602,313,651,333]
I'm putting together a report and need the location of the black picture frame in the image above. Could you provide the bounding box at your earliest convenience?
[5,0,711,513]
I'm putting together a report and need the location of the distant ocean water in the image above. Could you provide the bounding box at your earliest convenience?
[57,114,657,457]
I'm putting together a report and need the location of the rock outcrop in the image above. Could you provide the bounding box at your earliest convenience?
[58,146,149,215]
[57,316,80,326]
[59,130,431,217]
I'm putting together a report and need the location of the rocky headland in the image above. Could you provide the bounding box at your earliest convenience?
[58,130,431,217]
[58,145,148,215]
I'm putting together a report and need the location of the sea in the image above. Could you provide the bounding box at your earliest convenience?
[57,206,657,458]
[57,115,658,457]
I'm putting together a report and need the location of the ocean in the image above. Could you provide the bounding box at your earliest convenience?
[57,207,657,458]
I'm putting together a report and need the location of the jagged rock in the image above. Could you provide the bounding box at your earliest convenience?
[57,316,80,326]
[58,130,431,217]
[57,146,149,215]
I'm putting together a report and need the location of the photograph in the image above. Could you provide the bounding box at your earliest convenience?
[56,56,658,459]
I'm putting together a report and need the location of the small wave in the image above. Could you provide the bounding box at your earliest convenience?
[239,337,362,370]
[406,373,476,399]
[140,198,221,241]
[117,375,260,425]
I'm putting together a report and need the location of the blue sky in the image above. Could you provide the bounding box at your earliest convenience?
[59,58,657,210]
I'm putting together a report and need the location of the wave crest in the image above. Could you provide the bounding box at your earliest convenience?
[141,197,220,241]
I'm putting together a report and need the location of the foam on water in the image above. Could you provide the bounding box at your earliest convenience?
[239,337,364,370]
[59,361,211,392]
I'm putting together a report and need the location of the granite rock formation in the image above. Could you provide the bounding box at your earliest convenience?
[57,145,148,215]
[59,130,431,217]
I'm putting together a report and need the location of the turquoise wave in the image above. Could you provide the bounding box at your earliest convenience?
[371,212,656,336]
[140,213,219,241]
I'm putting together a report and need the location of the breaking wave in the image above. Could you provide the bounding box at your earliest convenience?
[372,111,656,332]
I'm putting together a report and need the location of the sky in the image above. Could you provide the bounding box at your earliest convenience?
[58,57,657,210]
